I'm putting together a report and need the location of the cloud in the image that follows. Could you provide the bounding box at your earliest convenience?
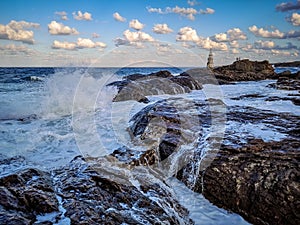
[249,25,285,38]
[187,0,200,6]
[200,8,215,14]
[172,6,198,20]
[7,20,39,30]
[288,12,300,26]
[52,40,77,50]
[92,33,100,38]
[212,28,247,42]
[0,20,39,44]
[276,0,300,12]
[48,21,79,35]
[213,33,228,42]
[0,44,35,55]
[254,40,276,49]
[153,24,173,34]
[176,27,228,51]
[55,11,68,20]
[113,12,126,22]
[52,38,106,50]
[230,40,239,48]
[77,38,106,48]
[73,11,92,21]
[114,29,155,47]
[271,49,292,56]
[249,25,300,39]
[147,7,164,14]
[176,27,200,42]
[129,19,145,30]
[231,48,240,54]
[147,6,215,20]
[197,38,228,51]
[285,30,300,38]
[123,29,154,42]
[227,28,247,41]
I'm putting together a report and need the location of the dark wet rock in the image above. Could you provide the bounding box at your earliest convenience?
[273,61,300,67]
[213,59,277,81]
[108,70,202,102]
[231,93,265,100]
[125,98,214,167]
[0,168,58,224]
[184,68,233,85]
[268,71,300,90]
[265,96,300,106]
[175,103,300,225]
[191,139,300,225]
[0,156,193,225]
[52,157,193,225]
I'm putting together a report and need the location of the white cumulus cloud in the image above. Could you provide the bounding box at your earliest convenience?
[249,25,285,38]
[176,27,200,42]
[114,29,155,47]
[213,33,228,42]
[0,20,39,44]
[129,19,145,30]
[52,40,77,50]
[197,38,228,51]
[55,11,68,20]
[153,24,173,34]
[73,11,92,21]
[176,27,228,51]
[200,8,215,14]
[48,21,79,35]
[77,38,106,48]
[289,12,300,26]
[52,38,106,50]
[254,40,276,49]
[113,12,126,22]
[227,28,247,41]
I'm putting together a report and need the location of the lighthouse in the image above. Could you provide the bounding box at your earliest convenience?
[207,49,214,69]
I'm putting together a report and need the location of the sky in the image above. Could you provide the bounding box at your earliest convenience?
[0,0,300,67]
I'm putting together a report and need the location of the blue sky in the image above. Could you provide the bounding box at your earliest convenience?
[0,0,299,66]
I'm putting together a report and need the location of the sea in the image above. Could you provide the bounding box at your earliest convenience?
[0,66,299,224]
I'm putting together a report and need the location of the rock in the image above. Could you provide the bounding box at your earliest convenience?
[268,72,300,90]
[0,156,194,225]
[52,157,193,225]
[213,59,277,81]
[108,70,202,102]
[176,103,300,225]
[273,61,300,67]
[0,168,58,224]
[125,98,213,167]
[194,139,300,225]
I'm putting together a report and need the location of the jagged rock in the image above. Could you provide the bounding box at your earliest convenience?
[107,70,202,102]
[52,157,193,225]
[0,156,193,225]
[213,59,277,81]
[192,139,300,225]
[268,71,300,90]
[0,168,58,224]
[176,104,300,225]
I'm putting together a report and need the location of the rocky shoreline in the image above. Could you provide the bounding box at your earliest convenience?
[1,60,299,224]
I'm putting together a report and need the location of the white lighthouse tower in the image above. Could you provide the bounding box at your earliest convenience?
[207,49,214,69]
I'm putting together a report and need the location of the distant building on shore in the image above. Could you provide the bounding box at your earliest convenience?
[207,49,214,69]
